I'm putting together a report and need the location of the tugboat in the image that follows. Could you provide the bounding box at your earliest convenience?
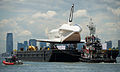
[79,18,119,63]
[2,55,23,65]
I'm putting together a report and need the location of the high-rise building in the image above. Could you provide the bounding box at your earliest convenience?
[39,42,46,48]
[118,40,120,48]
[118,40,120,56]
[105,41,112,50]
[6,33,13,53]
[24,41,28,51]
[29,39,37,46]
[17,43,24,51]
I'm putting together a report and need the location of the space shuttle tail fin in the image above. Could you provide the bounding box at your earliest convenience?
[68,4,74,24]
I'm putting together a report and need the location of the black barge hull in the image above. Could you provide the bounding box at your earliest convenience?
[16,50,81,62]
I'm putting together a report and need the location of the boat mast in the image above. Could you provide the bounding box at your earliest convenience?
[87,18,96,36]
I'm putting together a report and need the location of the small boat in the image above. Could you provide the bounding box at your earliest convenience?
[2,56,23,65]
[2,60,14,65]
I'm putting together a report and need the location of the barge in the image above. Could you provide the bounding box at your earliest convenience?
[16,49,81,62]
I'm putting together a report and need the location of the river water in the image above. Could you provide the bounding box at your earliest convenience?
[0,57,120,72]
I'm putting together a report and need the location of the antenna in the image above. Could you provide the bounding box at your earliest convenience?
[87,18,96,35]
[68,4,74,23]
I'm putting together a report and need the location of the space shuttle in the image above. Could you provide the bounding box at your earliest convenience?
[37,4,83,43]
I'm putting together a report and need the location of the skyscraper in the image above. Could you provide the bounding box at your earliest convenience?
[118,40,120,48]
[105,41,112,50]
[6,33,13,53]
[17,41,28,51]
[39,42,46,48]
[29,39,37,46]
[118,40,120,56]
[17,43,24,51]
[24,41,28,51]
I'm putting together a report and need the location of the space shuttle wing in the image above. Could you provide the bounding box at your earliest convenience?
[36,38,85,44]
[36,39,60,43]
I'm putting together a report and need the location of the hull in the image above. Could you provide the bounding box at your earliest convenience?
[16,50,81,62]
[2,60,23,65]
[3,61,14,65]
[80,50,119,63]
[15,49,119,62]
[79,58,117,63]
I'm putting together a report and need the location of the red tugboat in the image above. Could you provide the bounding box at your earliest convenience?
[2,55,23,65]
[79,18,119,63]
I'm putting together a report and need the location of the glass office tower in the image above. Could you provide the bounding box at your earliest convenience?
[6,33,13,53]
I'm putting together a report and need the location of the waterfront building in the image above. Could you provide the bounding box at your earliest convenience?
[118,40,120,48]
[118,40,120,56]
[24,41,28,51]
[1,52,11,57]
[102,43,107,50]
[105,41,112,50]
[39,42,46,48]
[29,39,37,46]
[6,33,13,53]
[17,43,24,51]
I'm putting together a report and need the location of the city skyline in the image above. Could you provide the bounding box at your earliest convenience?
[0,0,120,54]
[17,41,28,51]
[17,40,38,51]
[7,32,120,52]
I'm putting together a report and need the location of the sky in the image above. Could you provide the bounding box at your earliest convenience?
[0,0,120,54]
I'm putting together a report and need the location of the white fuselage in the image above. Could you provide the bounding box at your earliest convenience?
[48,22,82,42]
